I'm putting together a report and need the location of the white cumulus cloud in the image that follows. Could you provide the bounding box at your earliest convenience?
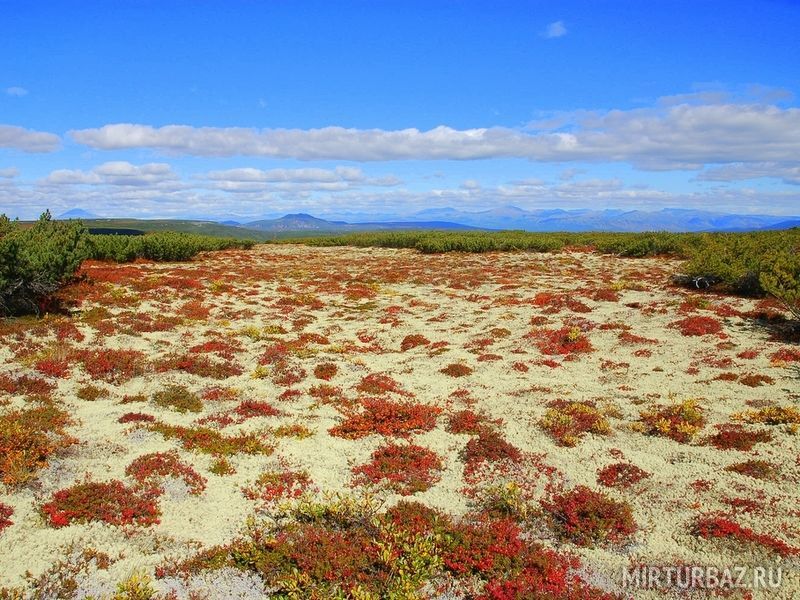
[5,87,28,97]
[67,99,800,172]
[206,166,364,184]
[203,166,400,194]
[42,161,178,187]
[0,125,61,153]
[696,162,800,186]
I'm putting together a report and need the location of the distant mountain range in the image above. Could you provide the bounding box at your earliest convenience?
[406,206,800,232]
[238,208,800,233]
[242,213,485,232]
[58,206,800,233]
[760,219,800,231]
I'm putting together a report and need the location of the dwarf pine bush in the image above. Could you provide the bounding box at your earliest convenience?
[0,211,90,315]
[89,231,255,262]
[760,251,800,320]
[683,229,800,296]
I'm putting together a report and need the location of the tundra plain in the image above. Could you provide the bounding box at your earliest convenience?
[0,244,798,599]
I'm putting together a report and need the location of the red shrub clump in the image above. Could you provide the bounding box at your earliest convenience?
[278,389,302,402]
[202,386,239,402]
[0,374,56,397]
[1,402,75,486]
[313,362,338,381]
[447,409,498,435]
[178,300,210,320]
[34,358,71,379]
[157,353,243,379]
[591,288,621,302]
[441,363,473,377]
[272,364,307,387]
[443,517,525,576]
[442,516,616,599]
[242,468,313,505]
[259,342,290,365]
[383,500,448,537]
[693,514,798,557]
[739,373,775,387]
[118,412,155,424]
[443,517,523,576]
[532,292,591,314]
[277,524,379,590]
[308,384,348,406]
[541,486,636,547]
[188,339,242,360]
[400,334,430,351]
[356,373,411,396]
[330,398,440,439]
[462,429,522,477]
[125,450,206,495]
[41,480,160,528]
[56,321,85,342]
[234,400,281,420]
[618,331,658,345]
[536,327,593,356]
[672,316,723,336]
[352,443,443,495]
[74,349,147,383]
[597,463,650,489]
[706,424,772,451]
[771,347,800,363]
[0,502,13,533]
[724,460,778,480]
[295,332,330,347]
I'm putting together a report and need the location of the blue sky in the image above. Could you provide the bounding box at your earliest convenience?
[1,0,799,220]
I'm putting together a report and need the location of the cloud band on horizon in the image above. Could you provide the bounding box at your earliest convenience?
[66,102,800,171]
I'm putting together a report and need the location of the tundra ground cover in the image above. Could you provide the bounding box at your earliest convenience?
[0,244,798,597]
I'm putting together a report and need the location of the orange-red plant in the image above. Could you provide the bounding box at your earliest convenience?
[541,486,637,547]
[330,398,440,439]
[672,316,722,336]
[400,334,430,351]
[0,502,13,533]
[351,442,443,495]
[73,348,147,383]
[693,513,797,557]
[536,327,593,356]
[41,480,160,528]
[125,450,206,495]
[313,362,338,381]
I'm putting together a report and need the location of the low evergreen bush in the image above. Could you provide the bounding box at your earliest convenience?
[0,211,90,315]
[89,231,255,262]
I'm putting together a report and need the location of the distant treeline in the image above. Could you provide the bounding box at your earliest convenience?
[0,211,255,315]
[292,228,800,317]
[294,230,687,255]
[87,227,146,236]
